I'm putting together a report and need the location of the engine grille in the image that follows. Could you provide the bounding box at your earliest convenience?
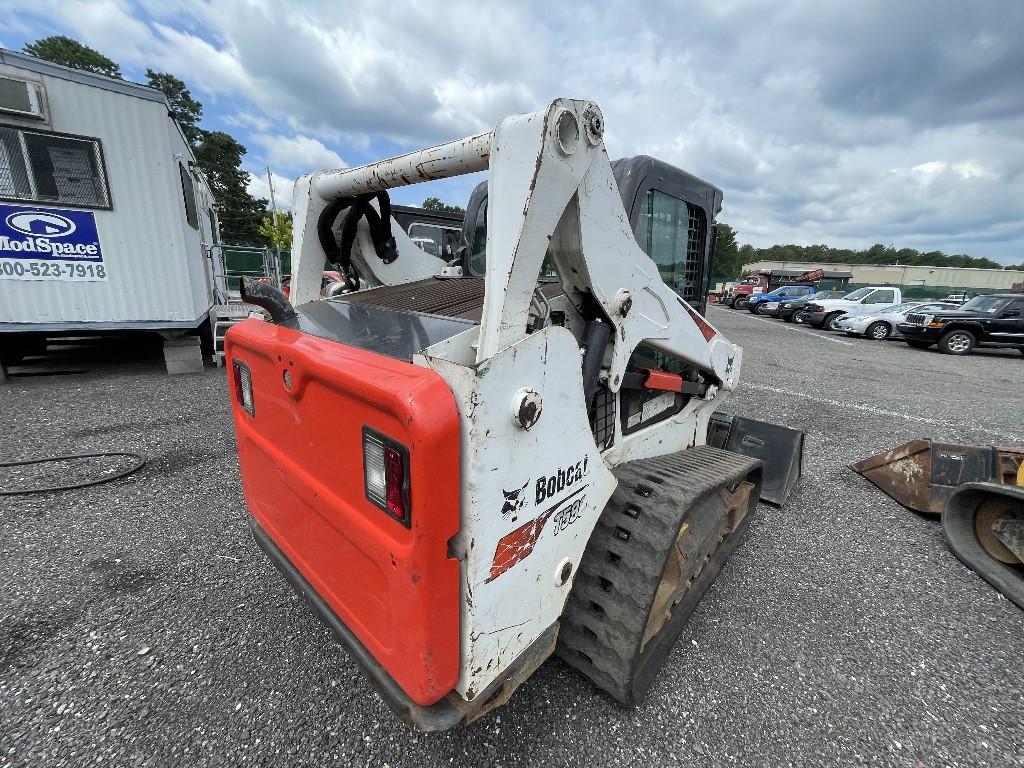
[905,313,926,325]
[339,277,564,323]
[339,278,487,321]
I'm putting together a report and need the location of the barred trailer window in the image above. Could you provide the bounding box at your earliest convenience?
[0,125,111,209]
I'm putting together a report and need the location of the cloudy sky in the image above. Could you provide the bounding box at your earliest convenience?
[5,0,1023,264]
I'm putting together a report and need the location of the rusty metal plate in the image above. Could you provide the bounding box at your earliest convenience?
[851,439,1001,515]
[851,439,937,513]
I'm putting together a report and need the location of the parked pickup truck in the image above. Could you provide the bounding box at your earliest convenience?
[746,284,817,314]
[777,290,849,322]
[897,293,1024,355]
[805,286,904,330]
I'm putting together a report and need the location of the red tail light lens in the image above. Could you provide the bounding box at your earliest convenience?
[384,446,405,519]
[232,360,254,415]
[363,428,410,527]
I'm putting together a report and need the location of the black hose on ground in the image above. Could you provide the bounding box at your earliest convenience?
[0,452,146,496]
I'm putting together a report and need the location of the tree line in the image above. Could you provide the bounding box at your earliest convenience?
[713,222,1022,279]
[24,36,269,246]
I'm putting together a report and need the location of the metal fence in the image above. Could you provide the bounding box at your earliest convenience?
[215,245,285,299]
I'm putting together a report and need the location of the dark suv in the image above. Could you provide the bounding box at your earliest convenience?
[898,294,1024,356]
[776,290,848,322]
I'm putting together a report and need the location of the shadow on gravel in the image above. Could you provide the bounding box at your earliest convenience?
[87,555,162,596]
[144,447,229,476]
[68,415,200,441]
[4,333,172,380]
[0,610,79,672]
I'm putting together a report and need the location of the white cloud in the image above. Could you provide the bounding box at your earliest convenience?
[247,170,294,210]
[223,112,273,132]
[910,160,995,180]
[252,133,346,174]
[8,0,1024,263]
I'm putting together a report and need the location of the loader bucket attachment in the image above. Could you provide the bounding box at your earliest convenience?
[707,412,803,506]
[943,482,1024,610]
[850,440,1024,515]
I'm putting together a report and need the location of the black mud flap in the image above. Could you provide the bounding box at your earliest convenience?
[943,482,1024,610]
[707,412,804,506]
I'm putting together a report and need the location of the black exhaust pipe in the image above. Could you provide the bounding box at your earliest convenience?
[240,277,298,327]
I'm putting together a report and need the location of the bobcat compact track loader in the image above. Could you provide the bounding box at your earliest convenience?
[225,99,799,730]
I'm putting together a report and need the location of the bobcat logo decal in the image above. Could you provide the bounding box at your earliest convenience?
[501,481,529,521]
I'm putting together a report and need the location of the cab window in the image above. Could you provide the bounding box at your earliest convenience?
[468,199,555,278]
[864,289,895,304]
[634,189,704,305]
[409,222,459,260]
[469,201,487,275]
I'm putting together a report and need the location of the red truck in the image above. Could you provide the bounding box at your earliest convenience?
[721,268,849,309]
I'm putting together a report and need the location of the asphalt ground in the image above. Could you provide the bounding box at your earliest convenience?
[1,313,1022,768]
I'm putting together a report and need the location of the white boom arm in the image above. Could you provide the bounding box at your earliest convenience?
[289,133,491,306]
[290,99,738,391]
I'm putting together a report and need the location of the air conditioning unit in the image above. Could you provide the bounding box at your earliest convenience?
[0,77,45,120]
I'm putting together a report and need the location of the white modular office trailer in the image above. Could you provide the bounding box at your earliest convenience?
[0,49,221,348]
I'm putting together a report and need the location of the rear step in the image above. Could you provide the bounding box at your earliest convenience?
[556,445,762,705]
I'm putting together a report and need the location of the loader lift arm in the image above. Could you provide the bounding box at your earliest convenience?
[288,100,740,402]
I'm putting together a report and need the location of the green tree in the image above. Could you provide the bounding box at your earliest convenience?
[737,243,756,270]
[195,132,268,246]
[422,197,465,215]
[711,222,742,278]
[258,213,293,250]
[145,70,204,146]
[23,36,121,78]
[731,239,1010,272]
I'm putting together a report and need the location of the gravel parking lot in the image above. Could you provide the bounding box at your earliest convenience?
[2,311,1022,768]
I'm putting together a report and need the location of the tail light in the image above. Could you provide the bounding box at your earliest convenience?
[232,360,255,415]
[363,428,411,527]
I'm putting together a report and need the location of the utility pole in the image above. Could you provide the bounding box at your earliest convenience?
[266,167,282,284]
[267,167,280,227]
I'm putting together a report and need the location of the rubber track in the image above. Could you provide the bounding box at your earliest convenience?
[556,445,762,704]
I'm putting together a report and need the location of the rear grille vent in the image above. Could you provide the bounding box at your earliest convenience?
[340,278,486,320]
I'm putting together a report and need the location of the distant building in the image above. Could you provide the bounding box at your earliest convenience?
[741,260,1024,293]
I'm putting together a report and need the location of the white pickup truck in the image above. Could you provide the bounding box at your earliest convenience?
[805,286,904,330]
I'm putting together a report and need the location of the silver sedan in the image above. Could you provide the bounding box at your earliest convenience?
[834,302,959,340]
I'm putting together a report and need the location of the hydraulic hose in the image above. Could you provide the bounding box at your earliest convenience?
[318,190,399,280]
[581,318,611,407]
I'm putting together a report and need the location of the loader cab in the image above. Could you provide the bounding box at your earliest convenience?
[460,156,723,315]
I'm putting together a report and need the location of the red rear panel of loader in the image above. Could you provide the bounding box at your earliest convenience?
[225,319,461,706]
